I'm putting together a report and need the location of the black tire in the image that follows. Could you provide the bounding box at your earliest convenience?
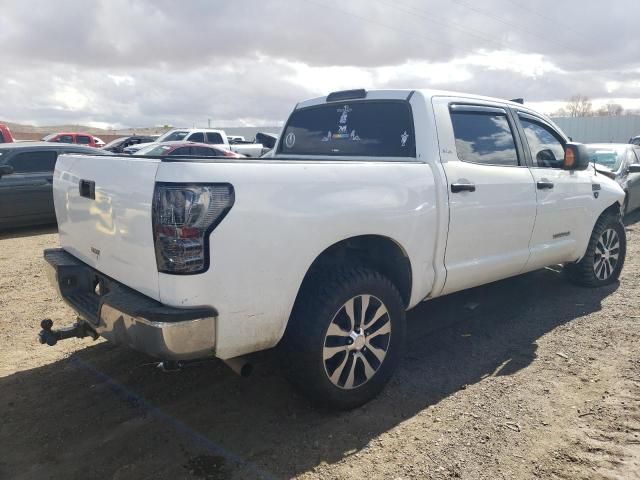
[565,213,626,287]
[280,267,406,410]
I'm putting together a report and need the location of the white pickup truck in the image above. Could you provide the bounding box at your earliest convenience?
[124,128,265,157]
[41,88,632,409]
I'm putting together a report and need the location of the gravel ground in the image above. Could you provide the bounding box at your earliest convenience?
[1,214,639,480]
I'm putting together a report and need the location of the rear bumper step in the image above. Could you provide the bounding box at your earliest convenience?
[43,248,218,360]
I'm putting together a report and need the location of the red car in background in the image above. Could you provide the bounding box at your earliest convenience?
[132,141,246,158]
[42,132,104,148]
[0,124,14,143]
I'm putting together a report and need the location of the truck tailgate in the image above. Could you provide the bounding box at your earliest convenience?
[53,154,161,300]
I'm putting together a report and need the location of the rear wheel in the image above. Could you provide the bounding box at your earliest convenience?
[565,213,626,287]
[280,267,406,410]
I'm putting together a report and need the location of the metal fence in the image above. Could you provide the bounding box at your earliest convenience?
[551,116,640,144]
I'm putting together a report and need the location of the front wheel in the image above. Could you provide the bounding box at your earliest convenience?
[565,213,626,287]
[280,267,406,410]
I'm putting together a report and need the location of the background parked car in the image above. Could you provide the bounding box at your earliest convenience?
[0,124,14,143]
[629,135,640,146]
[587,143,640,214]
[133,141,245,158]
[0,142,108,228]
[102,135,158,153]
[42,132,102,148]
[123,128,263,156]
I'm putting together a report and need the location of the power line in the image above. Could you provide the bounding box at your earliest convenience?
[374,0,507,52]
[302,0,461,52]
[449,0,579,53]
[502,0,591,43]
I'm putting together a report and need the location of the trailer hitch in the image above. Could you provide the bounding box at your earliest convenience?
[38,318,98,346]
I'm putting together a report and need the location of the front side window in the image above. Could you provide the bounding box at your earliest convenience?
[450,110,519,166]
[519,117,565,168]
[188,132,205,142]
[280,100,416,157]
[8,151,57,173]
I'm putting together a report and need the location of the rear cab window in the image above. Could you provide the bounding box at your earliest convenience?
[279,100,416,158]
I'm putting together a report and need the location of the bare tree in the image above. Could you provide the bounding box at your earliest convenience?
[595,102,624,116]
[565,95,593,117]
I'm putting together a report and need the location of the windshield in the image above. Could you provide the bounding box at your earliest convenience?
[587,146,625,171]
[103,137,127,149]
[279,100,416,158]
[42,134,56,141]
[156,130,189,142]
[134,144,173,156]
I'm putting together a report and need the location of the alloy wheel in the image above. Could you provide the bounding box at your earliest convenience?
[323,294,392,389]
[593,228,620,280]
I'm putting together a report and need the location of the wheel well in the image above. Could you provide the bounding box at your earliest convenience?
[300,235,412,307]
[602,201,622,219]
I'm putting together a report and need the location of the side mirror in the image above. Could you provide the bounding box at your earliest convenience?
[629,164,640,174]
[563,142,590,171]
[0,165,14,177]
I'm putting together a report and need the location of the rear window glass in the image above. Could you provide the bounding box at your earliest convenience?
[279,101,416,157]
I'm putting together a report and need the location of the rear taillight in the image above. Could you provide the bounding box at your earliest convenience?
[152,183,234,274]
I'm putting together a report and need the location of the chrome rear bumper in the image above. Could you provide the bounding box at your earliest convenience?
[44,248,217,360]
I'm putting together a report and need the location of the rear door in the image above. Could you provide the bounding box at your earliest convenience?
[514,112,594,269]
[433,100,537,295]
[54,154,162,299]
[0,149,57,222]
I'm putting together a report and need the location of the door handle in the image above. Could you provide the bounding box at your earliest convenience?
[451,183,476,193]
[79,179,95,199]
[537,180,554,190]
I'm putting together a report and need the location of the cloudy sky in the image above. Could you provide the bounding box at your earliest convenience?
[1,0,638,129]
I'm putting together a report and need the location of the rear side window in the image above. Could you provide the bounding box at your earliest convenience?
[279,101,416,157]
[192,146,217,156]
[77,135,91,144]
[170,147,192,156]
[450,110,519,166]
[205,132,224,144]
[8,151,58,173]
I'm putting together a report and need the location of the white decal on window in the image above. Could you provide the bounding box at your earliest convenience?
[322,131,332,142]
[338,105,352,125]
[285,132,296,148]
[401,130,409,147]
[351,130,360,141]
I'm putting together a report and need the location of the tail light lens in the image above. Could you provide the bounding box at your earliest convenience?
[152,183,234,274]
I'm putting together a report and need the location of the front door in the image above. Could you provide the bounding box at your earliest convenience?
[433,100,538,295]
[514,112,594,270]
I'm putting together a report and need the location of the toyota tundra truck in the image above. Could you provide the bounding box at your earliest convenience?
[41,88,633,409]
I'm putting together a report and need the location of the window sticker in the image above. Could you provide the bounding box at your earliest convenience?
[401,130,409,147]
[285,132,296,148]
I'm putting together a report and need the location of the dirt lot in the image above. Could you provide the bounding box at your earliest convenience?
[1,214,639,480]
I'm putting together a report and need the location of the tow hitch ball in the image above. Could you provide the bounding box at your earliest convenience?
[38,318,98,346]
